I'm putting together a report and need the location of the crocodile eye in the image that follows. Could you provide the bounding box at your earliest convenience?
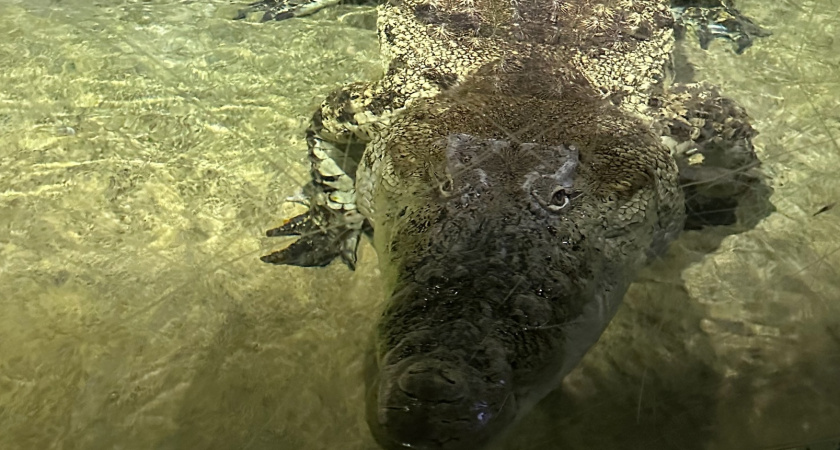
[548,187,572,211]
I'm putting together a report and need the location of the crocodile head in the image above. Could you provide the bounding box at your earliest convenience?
[363,81,684,449]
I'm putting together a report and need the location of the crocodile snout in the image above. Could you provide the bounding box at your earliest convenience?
[369,355,514,450]
[398,361,466,403]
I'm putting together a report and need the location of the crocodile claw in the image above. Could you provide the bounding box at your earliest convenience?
[262,211,362,270]
[673,2,770,54]
[265,213,313,237]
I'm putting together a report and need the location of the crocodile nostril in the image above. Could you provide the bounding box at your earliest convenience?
[398,362,465,402]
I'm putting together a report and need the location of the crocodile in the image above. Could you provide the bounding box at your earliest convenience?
[239,0,769,448]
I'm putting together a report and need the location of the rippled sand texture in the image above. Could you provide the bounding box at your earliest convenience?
[0,0,838,449]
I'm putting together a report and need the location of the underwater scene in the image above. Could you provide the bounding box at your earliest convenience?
[0,0,838,449]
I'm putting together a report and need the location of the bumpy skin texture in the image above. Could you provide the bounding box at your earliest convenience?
[366,77,685,449]
[257,0,765,448]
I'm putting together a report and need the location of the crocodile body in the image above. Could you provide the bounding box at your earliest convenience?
[248,0,769,448]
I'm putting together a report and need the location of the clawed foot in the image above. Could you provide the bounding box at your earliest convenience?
[672,2,770,53]
[261,204,364,270]
[234,0,341,22]
[657,83,772,229]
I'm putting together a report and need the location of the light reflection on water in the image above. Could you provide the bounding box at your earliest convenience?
[0,1,838,449]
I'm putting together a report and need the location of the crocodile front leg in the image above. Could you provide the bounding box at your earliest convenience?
[654,82,773,230]
[671,0,770,53]
[262,82,383,270]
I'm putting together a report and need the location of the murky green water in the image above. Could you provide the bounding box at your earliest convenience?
[0,1,838,449]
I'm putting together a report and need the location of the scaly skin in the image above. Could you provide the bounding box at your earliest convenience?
[349,4,685,447]
[365,68,685,449]
[253,0,768,448]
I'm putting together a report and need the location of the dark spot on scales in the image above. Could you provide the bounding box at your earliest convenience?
[413,3,438,24]
[631,22,654,40]
[383,24,396,43]
[330,90,352,114]
[425,70,459,90]
[368,89,399,115]
[413,3,480,33]
[337,110,355,124]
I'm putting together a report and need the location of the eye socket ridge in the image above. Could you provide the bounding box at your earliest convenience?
[548,187,574,211]
[531,186,579,212]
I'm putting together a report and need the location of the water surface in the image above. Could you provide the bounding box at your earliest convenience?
[0,1,838,449]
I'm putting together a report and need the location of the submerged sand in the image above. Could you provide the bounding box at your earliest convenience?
[0,0,838,449]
